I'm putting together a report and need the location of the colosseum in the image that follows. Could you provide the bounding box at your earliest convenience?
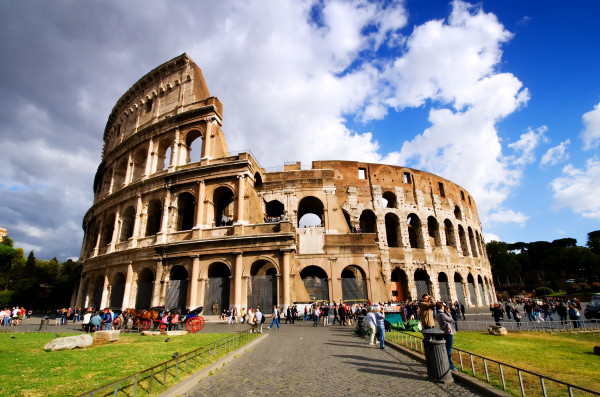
[72,53,496,314]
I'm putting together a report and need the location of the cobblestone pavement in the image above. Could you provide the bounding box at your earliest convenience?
[184,321,482,397]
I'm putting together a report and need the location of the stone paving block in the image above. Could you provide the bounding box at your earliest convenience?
[93,330,120,344]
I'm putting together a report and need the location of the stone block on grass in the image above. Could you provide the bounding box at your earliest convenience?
[163,330,188,336]
[93,330,120,344]
[488,325,507,336]
[44,334,93,351]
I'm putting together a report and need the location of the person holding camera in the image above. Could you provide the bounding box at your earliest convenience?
[435,302,458,371]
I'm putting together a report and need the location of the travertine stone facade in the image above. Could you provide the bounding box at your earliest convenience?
[73,54,496,313]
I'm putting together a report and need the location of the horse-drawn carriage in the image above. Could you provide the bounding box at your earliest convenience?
[115,306,205,333]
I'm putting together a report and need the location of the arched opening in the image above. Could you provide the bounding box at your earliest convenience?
[84,218,98,255]
[468,227,478,257]
[254,172,263,188]
[444,219,456,249]
[132,148,147,181]
[248,260,277,313]
[91,276,104,309]
[382,191,397,208]
[391,268,409,302]
[166,265,188,309]
[300,266,329,301]
[427,216,441,247]
[101,168,112,196]
[176,192,196,231]
[341,265,367,302]
[265,200,285,221]
[100,213,116,246]
[145,199,162,236]
[438,272,450,302]
[109,272,126,308]
[414,269,431,298]
[298,196,325,228]
[477,275,486,305]
[119,206,136,242]
[385,213,400,247]
[185,129,203,164]
[454,206,462,221]
[205,262,231,315]
[454,273,465,304]
[359,210,376,233]
[213,186,234,226]
[458,225,469,256]
[113,158,127,189]
[342,209,353,232]
[475,231,484,256]
[407,214,423,248]
[156,139,172,171]
[135,268,154,309]
[467,274,477,305]
[486,277,494,304]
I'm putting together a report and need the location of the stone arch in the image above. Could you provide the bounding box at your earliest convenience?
[467,273,477,305]
[468,227,478,257]
[477,275,486,305]
[101,167,113,197]
[213,186,235,226]
[84,218,99,255]
[176,192,196,231]
[359,209,376,233]
[135,267,154,309]
[444,219,456,249]
[391,267,409,302]
[145,199,162,236]
[248,260,278,313]
[184,129,203,164]
[119,205,136,242]
[254,172,263,188]
[109,272,126,308]
[454,272,466,304]
[166,265,189,309]
[298,196,325,228]
[427,216,441,247]
[341,265,367,302]
[342,209,353,232]
[382,191,397,208]
[438,272,450,302]
[204,262,231,314]
[91,275,104,310]
[300,265,329,301]
[132,147,147,181]
[458,225,469,256]
[385,213,401,247]
[414,269,431,297]
[475,230,484,256]
[156,138,173,171]
[113,157,127,189]
[454,205,462,221]
[100,213,116,246]
[407,213,423,249]
[265,200,285,220]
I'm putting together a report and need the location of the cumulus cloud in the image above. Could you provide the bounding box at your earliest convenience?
[486,209,529,227]
[581,102,600,150]
[540,139,570,168]
[550,157,600,220]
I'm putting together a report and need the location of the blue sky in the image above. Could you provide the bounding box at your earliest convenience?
[0,0,599,259]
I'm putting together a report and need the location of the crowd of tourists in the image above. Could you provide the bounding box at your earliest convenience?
[1,307,30,326]
[491,297,583,328]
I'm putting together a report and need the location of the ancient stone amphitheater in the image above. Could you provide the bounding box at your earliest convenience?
[72,54,496,313]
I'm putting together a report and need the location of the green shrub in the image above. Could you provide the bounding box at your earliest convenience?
[0,290,14,307]
[535,287,552,296]
[566,283,579,294]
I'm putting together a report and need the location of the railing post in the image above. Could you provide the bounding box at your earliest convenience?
[540,377,547,397]
[470,354,475,376]
[133,374,138,397]
[499,363,505,390]
[518,369,525,396]
[149,368,154,394]
[484,359,489,382]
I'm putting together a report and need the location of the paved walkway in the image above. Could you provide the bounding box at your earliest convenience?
[183,321,481,397]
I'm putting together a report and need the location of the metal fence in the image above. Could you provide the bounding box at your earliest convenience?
[78,330,260,397]
[385,330,600,397]
[455,318,599,332]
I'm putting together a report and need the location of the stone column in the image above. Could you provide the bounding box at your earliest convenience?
[407,272,417,302]
[448,276,458,303]
[202,120,214,159]
[195,181,205,228]
[189,256,200,310]
[121,263,134,310]
[132,195,143,245]
[144,139,154,177]
[151,260,164,307]
[124,153,133,185]
[365,254,378,301]
[281,250,291,309]
[158,189,171,243]
[198,278,206,309]
[99,273,109,309]
[233,252,243,311]
[463,280,472,307]
[109,205,122,252]
[74,275,86,308]
[109,166,117,195]
[235,175,245,224]
[171,128,181,168]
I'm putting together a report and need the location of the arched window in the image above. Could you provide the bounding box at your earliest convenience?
[101,213,116,246]
[176,192,196,231]
[341,265,367,302]
[265,200,285,220]
[166,265,189,309]
[213,186,234,226]
[254,172,263,188]
[119,206,136,242]
[454,206,462,221]
[248,260,278,313]
[205,262,231,313]
[427,216,441,247]
[101,167,113,196]
[298,196,325,228]
[113,158,127,189]
[300,266,329,301]
[414,269,431,297]
[467,274,477,305]
[477,275,486,305]
[145,199,162,236]
[438,272,450,301]
[342,209,353,232]
[444,219,456,248]
[110,272,126,308]
[385,213,400,247]
[468,227,478,257]
[382,191,397,208]
[454,273,465,304]
[359,210,376,233]
[458,225,469,256]
[185,130,203,164]
[407,213,423,248]
[135,268,154,309]
[132,148,147,181]
[391,268,409,301]
[156,139,172,171]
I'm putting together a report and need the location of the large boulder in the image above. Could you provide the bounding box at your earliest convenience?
[93,330,120,344]
[44,334,93,351]
[488,325,508,336]
[141,331,161,336]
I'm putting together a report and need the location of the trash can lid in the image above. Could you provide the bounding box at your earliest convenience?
[421,328,445,338]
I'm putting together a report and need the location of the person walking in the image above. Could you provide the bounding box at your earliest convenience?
[435,302,458,371]
[268,305,280,330]
[418,294,435,330]
[254,308,263,333]
[366,308,377,345]
[374,307,386,349]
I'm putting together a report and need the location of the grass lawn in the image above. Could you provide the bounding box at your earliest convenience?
[397,331,599,396]
[0,331,243,396]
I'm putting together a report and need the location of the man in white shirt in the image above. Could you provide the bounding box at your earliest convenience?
[366,308,377,345]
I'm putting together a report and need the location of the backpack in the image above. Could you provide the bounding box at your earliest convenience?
[261,314,266,324]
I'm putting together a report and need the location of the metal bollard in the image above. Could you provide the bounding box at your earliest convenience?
[421,329,452,383]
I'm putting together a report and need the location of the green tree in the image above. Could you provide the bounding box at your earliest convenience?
[24,251,36,279]
[587,230,600,255]
[486,241,521,284]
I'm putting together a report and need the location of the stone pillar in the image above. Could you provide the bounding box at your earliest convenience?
[189,256,200,310]
[198,278,206,309]
[109,205,122,252]
[431,271,441,302]
[407,272,418,302]
[151,260,164,307]
[171,128,181,168]
[109,167,117,195]
[365,254,378,301]
[121,263,134,310]
[132,195,143,243]
[463,281,472,307]
[234,252,243,311]
[144,139,154,177]
[196,181,205,228]
[158,189,171,243]
[74,275,85,308]
[448,277,457,303]
[281,250,290,309]
[99,273,109,309]
[202,121,213,159]
[235,175,245,225]
[124,153,133,185]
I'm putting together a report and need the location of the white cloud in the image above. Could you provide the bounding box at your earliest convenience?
[540,139,570,168]
[486,209,529,226]
[550,157,600,220]
[581,102,600,150]
[484,232,500,242]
